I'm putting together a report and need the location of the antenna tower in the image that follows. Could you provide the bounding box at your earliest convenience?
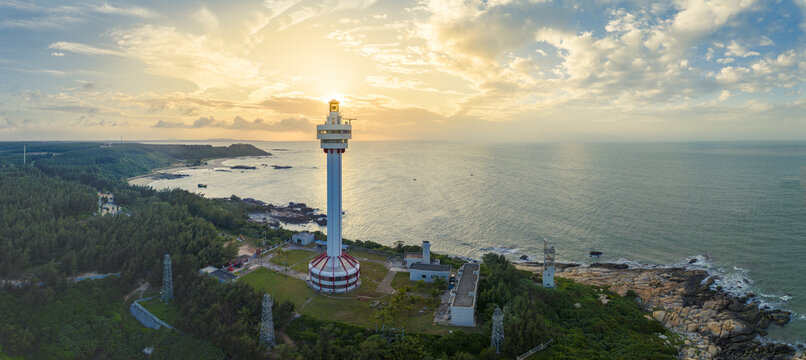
[260,294,275,348]
[377,324,405,343]
[491,306,504,354]
[161,254,173,302]
[23,145,25,164]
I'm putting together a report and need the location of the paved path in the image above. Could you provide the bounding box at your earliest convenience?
[298,295,317,311]
[263,263,308,281]
[433,288,452,325]
[124,280,151,302]
[375,270,399,294]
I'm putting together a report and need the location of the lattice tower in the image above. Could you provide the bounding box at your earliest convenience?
[161,254,173,302]
[260,294,275,348]
[491,306,504,354]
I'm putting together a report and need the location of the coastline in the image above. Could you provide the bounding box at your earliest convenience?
[516,262,804,360]
[127,157,240,187]
[119,150,806,358]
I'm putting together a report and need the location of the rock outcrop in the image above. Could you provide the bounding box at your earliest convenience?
[516,263,800,360]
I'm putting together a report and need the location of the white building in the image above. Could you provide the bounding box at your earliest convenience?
[450,263,480,327]
[292,232,315,245]
[409,263,451,282]
[307,100,361,294]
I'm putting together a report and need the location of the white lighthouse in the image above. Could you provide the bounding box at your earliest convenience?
[307,100,361,293]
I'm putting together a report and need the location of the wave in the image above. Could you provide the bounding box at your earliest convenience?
[479,246,520,255]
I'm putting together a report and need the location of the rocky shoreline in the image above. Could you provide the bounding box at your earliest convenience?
[516,262,804,360]
[245,198,326,226]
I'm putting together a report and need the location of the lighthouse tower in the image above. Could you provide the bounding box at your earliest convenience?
[307,100,361,293]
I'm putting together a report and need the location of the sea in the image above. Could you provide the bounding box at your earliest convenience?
[143,141,806,343]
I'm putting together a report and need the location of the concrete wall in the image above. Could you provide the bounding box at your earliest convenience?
[409,268,449,283]
[130,297,173,330]
[542,266,555,288]
[450,306,475,326]
[405,257,421,268]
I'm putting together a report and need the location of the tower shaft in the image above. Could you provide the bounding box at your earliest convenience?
[326,150,343,257]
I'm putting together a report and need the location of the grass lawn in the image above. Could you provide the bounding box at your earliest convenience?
[390,271,411,289]
[347,249,392,263]
[238,268,315,308]
[394,296,440,333]
[290,261,309,273]
[139,297,180,326]
[299,295,378,328]
[270,249,317,267]
[359,261,389,283]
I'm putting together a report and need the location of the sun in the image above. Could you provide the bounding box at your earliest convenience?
[328,93,345,104]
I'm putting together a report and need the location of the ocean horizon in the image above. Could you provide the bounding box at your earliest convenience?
[140,140,806,343]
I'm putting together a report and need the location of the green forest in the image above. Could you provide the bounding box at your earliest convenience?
[0,142,677,359]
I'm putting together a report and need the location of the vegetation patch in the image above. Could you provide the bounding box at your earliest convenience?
[0,278,225,359]
[140,297,180,326]
[478,253,677,359]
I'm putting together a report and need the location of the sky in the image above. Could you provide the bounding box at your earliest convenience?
[1,0,806,142]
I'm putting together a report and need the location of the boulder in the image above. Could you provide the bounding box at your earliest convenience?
[769,310,791,325]
[652,310,667,324]
[589,263,628,270]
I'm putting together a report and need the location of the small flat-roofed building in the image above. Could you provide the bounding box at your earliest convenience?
[404,252,422,268]
[200,266,237,283]
[292,232,315,245]
[409,262,451,282]
[450,263,480,326]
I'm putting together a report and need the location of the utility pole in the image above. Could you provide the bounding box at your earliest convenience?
[23,145,25,164]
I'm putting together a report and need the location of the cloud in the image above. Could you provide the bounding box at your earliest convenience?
[724,41,760,57]
[0,14,83,29]
[258,96,324,116]
[51,51,65,56]
[49,25,262,91]
[0,1,156,30]
[194,6,219,31]
[48,42,123,56]
[152,115,314,131]
[92,3,156,18]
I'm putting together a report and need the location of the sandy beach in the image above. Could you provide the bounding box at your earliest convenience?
[127,157,232,187]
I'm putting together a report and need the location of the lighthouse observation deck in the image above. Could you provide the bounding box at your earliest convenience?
[317,100,352,150]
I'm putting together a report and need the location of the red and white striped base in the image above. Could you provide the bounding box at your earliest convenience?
[307,252,361,293]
